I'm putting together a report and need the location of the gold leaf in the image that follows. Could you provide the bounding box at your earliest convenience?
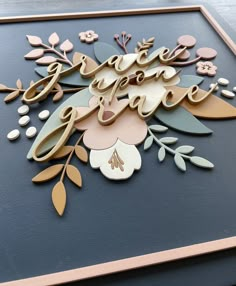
[75,145,88,163]
[52,181,66,216]
[32,164,64,183]
[0,83,8,90]
[4,90,20,103]
[16,79,23,89]
[53,146,73,159]
[53,90,64,102]
[66,164,82,188]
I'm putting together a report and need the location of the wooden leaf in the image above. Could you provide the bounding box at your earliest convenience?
[66,164,82,188]
[160,137,178,144]
[36,56,57,65]
[190,156,214,169]
[32,164,64,183]
[155,106,213,135]
[149,125,168,133]
[53,146,73,159]
[72,52,98,72]
[147,37,155,42]
[75,145,88,163]
[94,42,120,63]
[26,35,42,46]
[175,145,195,154]
[144,136,153,150]
[60,39,73,52]
[53,90,64,102]
[4,90,20,103]
[174,154,186,172]
[167,85,236,119]
[16,79,23,89]
[48,32,60,46]
[24,49,44,59]
[52,181,66,216]
[0,83,8,90]
[30,80,34,86]
[158,147,166,162]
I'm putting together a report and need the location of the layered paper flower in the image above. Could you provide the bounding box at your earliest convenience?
[196,61,217,76]
[79,30,99,43]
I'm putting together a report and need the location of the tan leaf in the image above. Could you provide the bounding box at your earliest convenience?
[52,181,66,216]
[75,145,88,163]
[0,83,8,91]
[32,164,64,183]
[4,90,20,103]
[36,56,57,65]
[66,164,82,188]
[30,80,34,86]
[53,90,64,102]
[54,82,62,91]
[167,85,236,119]
[147,37,155,43]
[48,32,60,46]
[72,52,98,72]
[53,146,73,159]
[24,49,44,59]
[60,39,73,52]
[16,79,23,89]
[26,35,42,46]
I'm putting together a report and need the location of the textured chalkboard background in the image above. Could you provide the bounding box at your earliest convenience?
[0,5,236,286]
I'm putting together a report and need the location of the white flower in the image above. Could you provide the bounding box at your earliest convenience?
[89,51,180,113]
[90,139,141,180]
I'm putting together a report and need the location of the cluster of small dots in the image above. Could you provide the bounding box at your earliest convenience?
[7,105,50,141]
[209,78,236,99]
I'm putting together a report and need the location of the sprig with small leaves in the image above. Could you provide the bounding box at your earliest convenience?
[144,125,214,172]
[135,37,155,53]
[25,33,74,66]
[114,31,132,54]
[32,133,88,216]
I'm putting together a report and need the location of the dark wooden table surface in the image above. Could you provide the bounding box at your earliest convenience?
[0,1,235,286]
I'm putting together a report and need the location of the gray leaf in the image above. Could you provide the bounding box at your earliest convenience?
[160,137,178,144]
[175,145,195,154]
[190,156,214,169]
[158,147,166,162]
[144,136,154,150]
[149,125,168,133]
[174,154,186,172]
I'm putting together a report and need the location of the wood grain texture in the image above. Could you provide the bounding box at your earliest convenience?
[0,0,235,30]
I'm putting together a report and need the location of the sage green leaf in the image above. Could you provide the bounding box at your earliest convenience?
[190,156,214,169]
[35,66,92,87]
[144,136,153,150]
[174,154,186,172]
[175,145,195,154]
[149,125,168,133]
[155,106,212,135]
[160,137,178,144]
[177,75,204,88]
[94,42,120,63]
[158,147,166,162]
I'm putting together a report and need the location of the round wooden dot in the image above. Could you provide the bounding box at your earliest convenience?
[233,87,236,92]
[196,48,217,59]
[177,35,196,47]
[38,110,50,121]
[174,49,190,60]
[18,105,30,115]
[18,115,30,126]
[209,83,219,91]
[7,129,20,141]
[221,90,235,99]
[26,126,37,138]
[218,78,229,86]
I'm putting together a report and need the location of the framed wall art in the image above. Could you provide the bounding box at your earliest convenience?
[0,5,236,286]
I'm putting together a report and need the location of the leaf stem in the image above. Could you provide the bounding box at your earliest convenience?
[148,127,190,160]
[60,133,84,182]
[41,43,73,66]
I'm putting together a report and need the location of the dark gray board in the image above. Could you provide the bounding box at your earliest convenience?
[0,6,235,285]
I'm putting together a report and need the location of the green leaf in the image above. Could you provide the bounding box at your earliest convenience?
[35,66,92,87]
[177,75,204,88]
[158,147,166,162]
[149,125,168,133]
[144,136,153,150]
[160,137,178,144]
[175,145,195,154]
[190,156,214,169]
[174,154,186,172]
[94,42,120,63]
[155,106,212,135]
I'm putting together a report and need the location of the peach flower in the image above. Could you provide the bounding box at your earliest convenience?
[196,61,217,76]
